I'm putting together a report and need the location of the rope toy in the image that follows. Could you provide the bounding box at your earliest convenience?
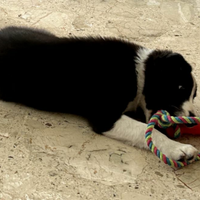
[145,110,200,168]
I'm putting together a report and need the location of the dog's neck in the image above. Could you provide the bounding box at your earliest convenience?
[125,47,153,122]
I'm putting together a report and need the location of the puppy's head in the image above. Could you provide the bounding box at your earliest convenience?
[143,50,197,122]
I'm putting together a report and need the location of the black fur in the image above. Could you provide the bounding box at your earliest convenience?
[0,26,196,134]
[0,26,140,133]
[144,50,195,115]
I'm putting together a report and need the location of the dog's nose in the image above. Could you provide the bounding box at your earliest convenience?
[189,111,195,117]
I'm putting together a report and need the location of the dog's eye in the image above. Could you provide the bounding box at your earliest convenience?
[178,85,185,90]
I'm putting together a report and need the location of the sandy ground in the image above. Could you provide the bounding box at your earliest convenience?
[0,0,200,199]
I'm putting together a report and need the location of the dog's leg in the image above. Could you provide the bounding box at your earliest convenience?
[103,115,198,162]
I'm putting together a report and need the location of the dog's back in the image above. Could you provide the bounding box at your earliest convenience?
[0,27,138,131]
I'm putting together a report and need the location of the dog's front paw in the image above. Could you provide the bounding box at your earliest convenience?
[169,144,199,163]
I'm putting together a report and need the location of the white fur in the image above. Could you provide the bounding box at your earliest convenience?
[103,114,198,161]
[125,47,152,115]
[104,48,198,162]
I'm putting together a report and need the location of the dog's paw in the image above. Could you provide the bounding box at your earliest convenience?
[168,144,198,163]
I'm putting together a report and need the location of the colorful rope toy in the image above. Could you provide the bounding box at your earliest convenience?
[145,110,200,168]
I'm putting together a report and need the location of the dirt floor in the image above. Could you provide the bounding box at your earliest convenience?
[0,0,200,199]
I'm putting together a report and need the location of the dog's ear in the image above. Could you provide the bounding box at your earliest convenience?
[147,51,192,73]
[165,52,192,73]
[166,52,182,59]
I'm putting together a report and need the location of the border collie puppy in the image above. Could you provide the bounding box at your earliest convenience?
[0,26,198,162]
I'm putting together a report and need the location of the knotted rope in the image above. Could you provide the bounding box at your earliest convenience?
[145,110,200,168]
